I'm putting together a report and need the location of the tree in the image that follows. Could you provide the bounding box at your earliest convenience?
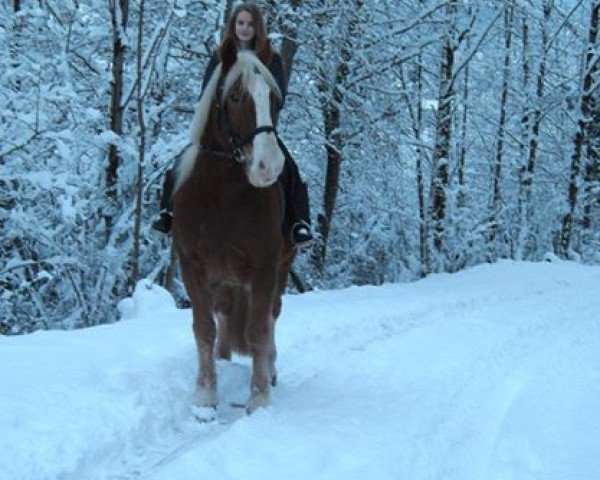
[105,0,130,242]
[429,0,460,272]
[2,0,599,335]
[311,0,364,272]
[558,1,600,259]
[265,0,302,90]
[486,2,514,262]
[516,0,552,260]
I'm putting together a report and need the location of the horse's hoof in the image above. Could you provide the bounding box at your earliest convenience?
[270,374,277,387]
[193,386,217,408]
[192,405,217,423]
[246,390,270,415]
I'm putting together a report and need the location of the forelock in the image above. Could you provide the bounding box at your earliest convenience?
[222,51,282,103]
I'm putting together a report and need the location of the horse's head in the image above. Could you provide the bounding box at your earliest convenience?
[178,45,286,192]
[219,44,285,188]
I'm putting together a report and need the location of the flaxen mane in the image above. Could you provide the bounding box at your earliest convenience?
[174,62,222,192]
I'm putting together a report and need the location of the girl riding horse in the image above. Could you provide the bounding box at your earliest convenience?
[153,2,313,249]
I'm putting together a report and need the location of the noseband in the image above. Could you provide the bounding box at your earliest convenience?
[228,125,278,163]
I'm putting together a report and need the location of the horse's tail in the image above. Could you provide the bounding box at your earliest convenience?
[216,286,250,355]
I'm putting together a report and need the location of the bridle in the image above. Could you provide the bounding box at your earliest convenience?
[228,125,278,163]
[202,73,278,164]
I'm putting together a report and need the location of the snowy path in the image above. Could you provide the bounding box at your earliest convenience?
[1,260,599,480]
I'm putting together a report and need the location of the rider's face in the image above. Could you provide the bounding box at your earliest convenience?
[235,10,255,48]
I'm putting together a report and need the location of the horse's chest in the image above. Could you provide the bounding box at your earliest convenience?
[175,186,280,284]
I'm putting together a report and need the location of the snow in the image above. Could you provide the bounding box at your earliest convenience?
[1,260,599,480]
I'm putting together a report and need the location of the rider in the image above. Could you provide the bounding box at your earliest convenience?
[152,2,313,248]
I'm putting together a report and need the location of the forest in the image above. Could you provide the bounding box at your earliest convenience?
[1,0,599,334]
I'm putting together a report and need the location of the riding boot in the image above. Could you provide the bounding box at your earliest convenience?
[278,140,314,248]
[289,180,313,248]
[152,168,175,234]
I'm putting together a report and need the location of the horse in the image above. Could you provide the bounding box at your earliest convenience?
[172,45,296,415]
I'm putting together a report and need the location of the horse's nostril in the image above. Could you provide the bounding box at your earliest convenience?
[258,160,266,171]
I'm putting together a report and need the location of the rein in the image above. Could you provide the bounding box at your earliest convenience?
[199,128,277,164]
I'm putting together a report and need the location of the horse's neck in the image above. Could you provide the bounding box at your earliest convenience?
[201,104,228,150]
[201,126,223,150]
[193,151,250,193]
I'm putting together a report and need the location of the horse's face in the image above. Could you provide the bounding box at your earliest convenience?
[223,63,284,188]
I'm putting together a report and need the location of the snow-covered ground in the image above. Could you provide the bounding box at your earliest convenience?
[1,260,599,480]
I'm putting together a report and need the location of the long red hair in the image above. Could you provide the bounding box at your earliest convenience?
[219,2,272,65]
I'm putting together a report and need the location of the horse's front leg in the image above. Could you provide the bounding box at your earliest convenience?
[246,275,277,414]
[182,271,218,413]
[192,307,217,410]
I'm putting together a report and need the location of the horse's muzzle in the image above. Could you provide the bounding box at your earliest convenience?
[248,135,284,187]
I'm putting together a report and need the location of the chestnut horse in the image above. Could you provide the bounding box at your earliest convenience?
[172,47,295,414]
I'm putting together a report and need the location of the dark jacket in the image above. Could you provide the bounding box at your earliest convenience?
[201,50,287,108]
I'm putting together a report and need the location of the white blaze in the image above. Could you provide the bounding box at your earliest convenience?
[246,72,284,188]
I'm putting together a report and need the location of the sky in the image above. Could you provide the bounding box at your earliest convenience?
[1,259,599,480]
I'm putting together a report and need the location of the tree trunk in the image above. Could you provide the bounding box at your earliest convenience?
[430,0,457,272]
[264,0,301,90]
[220,0,235,39]
[516,0,551,260]
[558,1,600,258]
[487,3,514,262]
[106,0,129,243]
[311,1,363,272]
[312,67,344,272]
[398,47,427,275]
[515,9,532,259]
[415,57,428,276]
[279,0,302,91]
[582,132,599,239]
[457,59,468,211]
[130,0,145,292]
[581,24,600,256]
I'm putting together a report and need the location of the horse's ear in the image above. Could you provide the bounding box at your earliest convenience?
[220,37,237,72]
[256,38,273,66]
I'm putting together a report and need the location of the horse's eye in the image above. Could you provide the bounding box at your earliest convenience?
[229,93,241,103]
